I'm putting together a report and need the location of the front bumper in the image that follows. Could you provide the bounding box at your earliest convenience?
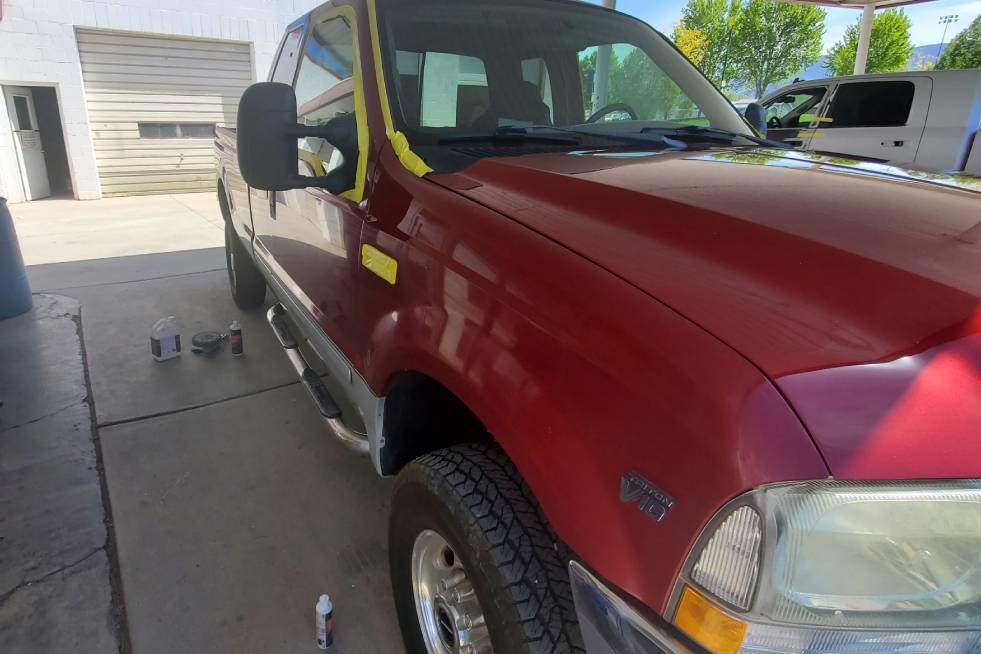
[570,561,708,654]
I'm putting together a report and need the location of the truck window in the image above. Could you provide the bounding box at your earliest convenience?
[379,0,748,142]
[394,51,489,128]
[826,81,915,129]
[764,88,826,128]
[270,24,304,84]
[579,44,704,124]
[521,58,554,119]
[293,16,357,179]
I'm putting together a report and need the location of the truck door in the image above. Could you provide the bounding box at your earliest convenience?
[250,9,368,368]
[810,78,932,165]
[762,85,830,149]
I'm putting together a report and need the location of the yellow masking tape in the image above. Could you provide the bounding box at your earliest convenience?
[390,130,434,177]
[361,244,398,285]
[367,0,433,177]
[330,6,369,203]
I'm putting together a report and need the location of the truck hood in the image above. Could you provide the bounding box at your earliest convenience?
[430,147,981,479]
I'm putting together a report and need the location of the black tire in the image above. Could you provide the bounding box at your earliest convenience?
[224,214,266,309]
[390,443,585,654]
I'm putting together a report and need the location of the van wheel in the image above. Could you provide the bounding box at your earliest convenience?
[224,219,265,309]
[390,444,585,654]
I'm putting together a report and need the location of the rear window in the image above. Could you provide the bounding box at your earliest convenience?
[827,81,914,128]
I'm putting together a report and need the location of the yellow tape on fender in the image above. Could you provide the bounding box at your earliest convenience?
[367,0,434,177]
[361,244,398,285]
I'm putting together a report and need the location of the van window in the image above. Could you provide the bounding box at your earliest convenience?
[294,16,357,179]
[826,81,915,129]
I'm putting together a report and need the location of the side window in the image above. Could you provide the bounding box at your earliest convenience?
[826,81,915,129]
[270,25,304,83]
[764,88,826,128]
[393,51,490,128]
[578,44,703,124]
[521,58,554,119]
[293,16,356,179]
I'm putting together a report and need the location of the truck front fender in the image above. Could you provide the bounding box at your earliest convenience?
[359,158,829,615]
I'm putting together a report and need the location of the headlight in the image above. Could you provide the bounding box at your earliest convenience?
[672,481,981,654]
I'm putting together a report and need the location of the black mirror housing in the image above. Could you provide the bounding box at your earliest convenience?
[236,82,358,196]
[237,82,299,191]
[744,102,768,138]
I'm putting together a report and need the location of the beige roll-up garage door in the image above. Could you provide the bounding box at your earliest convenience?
[76,29,253,196]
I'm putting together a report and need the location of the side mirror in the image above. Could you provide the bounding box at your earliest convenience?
[744,102,767,138]
[237,82,357,195]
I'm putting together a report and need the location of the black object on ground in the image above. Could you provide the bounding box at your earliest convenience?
[190,331,227,355]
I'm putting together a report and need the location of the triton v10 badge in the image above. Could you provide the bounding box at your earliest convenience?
[620,471,675,522]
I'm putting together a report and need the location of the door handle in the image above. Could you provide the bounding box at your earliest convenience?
[269,191,276,219]
[881,140,905,147]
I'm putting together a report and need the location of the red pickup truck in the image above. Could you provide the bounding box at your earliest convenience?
[215,1,981,653]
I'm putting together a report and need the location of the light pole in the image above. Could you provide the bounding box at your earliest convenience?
[938,15,959,59]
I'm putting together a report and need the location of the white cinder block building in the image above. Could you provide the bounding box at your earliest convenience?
[0,0,320,203]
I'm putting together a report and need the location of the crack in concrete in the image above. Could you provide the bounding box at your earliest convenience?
[0,400,86,434]
[97,379,301,429]
[41,267,226,293]
[0,548,103,608]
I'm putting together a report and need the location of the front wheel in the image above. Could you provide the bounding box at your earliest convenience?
[389,444,585,654]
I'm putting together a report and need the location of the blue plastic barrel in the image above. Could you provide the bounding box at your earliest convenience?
[0,197,32,319]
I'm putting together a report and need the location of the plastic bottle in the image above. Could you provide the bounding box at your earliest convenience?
[229,320,243,356]
[150,316,181,361]
[316,594,334,649]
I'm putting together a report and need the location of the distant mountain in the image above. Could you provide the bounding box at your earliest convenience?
[910,43,948,69]
[795,44,945,82]
[733,43,948,100]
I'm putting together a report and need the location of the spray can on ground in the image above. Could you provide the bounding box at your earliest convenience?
[316,594,334,649]
[150,316,181,361]
[229,320,243,356]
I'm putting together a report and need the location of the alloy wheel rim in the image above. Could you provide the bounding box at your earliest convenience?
[411,529,493,654]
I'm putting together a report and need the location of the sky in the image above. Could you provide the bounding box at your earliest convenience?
[595,0,980,53]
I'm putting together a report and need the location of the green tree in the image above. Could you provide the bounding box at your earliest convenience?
[681,0,744,92]
[936,15,981,70]
[607,46,699,120]
[579,49,597,113]
[732,0,825,99]
[825,9,914,76]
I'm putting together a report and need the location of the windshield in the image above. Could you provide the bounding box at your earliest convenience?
[378,0,751,146]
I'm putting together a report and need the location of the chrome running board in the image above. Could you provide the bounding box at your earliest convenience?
[266,303,369,455]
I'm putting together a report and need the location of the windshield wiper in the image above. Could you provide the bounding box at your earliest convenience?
[439,126,581,145]
[642,125,784,148]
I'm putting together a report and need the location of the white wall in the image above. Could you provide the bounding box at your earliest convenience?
[0,0,320,202]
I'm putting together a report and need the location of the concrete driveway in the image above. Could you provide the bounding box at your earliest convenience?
[3,194,404,653]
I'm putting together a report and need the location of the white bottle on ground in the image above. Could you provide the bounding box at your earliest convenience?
[150,316,181,361]
[316,594,334,649]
